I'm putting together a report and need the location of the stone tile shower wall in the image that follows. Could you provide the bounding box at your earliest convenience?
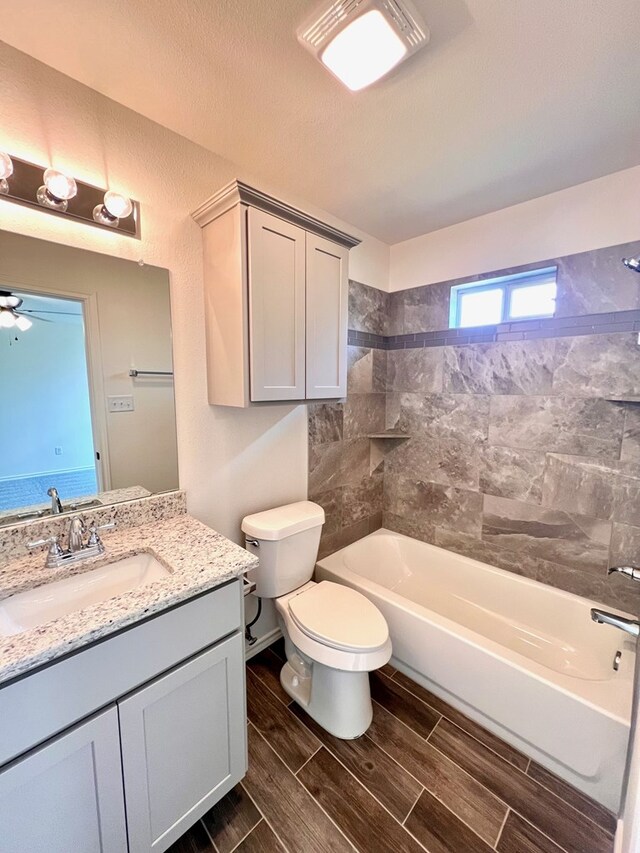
[309,239,640,611]
[308,281,389,558]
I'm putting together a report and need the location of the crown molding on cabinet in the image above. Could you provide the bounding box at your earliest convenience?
[191,180,361,249]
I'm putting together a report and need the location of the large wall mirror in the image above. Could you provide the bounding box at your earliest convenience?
[0,231,178,526]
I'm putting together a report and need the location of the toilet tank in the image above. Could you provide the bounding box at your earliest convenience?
[241,501,325,598]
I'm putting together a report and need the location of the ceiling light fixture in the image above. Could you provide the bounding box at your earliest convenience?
[37,168,78,211]
[0,292,33,332]
[0,152,13,195]
[93,190,134,227]
[297,0,429,91]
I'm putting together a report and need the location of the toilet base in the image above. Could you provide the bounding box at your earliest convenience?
[280,659,373,739]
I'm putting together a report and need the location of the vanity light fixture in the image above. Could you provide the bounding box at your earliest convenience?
[0,154,140,237]
[93,190,134,227]
[37,168,78,211]
[0,152,13,194]
[297,0,429,91]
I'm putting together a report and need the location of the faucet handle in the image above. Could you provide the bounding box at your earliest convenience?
[87,521,116,547]
[28,536,63,558]
[608,566,640,582]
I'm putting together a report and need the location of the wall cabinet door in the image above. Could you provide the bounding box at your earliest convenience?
[305,234,349,399]
[119,633,246,853]
[0,705,127,853]
[247,208,306,401]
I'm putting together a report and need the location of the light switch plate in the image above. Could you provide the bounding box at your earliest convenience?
[108,395,134,412]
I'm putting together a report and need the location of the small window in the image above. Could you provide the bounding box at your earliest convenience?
[449,267,557,329]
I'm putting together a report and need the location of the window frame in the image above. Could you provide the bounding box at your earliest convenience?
[449,266,558,329]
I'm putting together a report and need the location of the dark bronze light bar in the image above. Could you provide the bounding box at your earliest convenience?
[0,154,140,238]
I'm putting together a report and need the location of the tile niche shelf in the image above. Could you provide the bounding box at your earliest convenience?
[606,398,640,405]
[368,431,410,474]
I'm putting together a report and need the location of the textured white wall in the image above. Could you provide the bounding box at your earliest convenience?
[0,43,389,548]
[390,165,640,291]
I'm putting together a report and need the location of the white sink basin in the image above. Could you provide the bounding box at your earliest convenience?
[0,553,170,637]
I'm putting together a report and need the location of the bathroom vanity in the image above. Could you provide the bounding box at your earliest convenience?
[0,501,257,853]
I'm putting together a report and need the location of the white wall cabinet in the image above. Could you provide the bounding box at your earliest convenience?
[248,208,307,401]
[119,635,245,852]
[193,180,359,407]
[0,706,127,853]
[0,581,246,853]
[305,233,349,400]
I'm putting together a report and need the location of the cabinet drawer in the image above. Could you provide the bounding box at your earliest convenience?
[0,579,241,766]
[120,633,246,852]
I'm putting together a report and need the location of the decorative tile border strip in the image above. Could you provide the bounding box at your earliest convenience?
[348,308,640,351]
[347,329,388,349]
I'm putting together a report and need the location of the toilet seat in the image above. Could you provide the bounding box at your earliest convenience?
[288,581,389,653]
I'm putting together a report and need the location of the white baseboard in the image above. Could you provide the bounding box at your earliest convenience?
[0,466,94,483]
[244,627,282,661]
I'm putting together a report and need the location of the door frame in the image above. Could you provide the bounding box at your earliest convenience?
[0,271,112,492]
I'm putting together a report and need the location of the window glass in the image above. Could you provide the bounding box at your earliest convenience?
[458,288,503,328]
[509,281,556,319]
[449,267,557,329]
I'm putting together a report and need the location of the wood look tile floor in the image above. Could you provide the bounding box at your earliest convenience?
[168,643,616,853]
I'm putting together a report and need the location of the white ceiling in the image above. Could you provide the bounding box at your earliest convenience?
[1,0,639,243]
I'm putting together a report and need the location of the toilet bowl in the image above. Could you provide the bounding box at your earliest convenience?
[242,501,391,738]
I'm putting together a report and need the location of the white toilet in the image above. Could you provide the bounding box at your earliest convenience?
[242,500,391,739]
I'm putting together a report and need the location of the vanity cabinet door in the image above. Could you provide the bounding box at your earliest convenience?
[305,233,348,399]
[247,207,306,401]
[0,705,127,853]
[118,633,246,853]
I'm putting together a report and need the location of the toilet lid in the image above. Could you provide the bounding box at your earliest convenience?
[288,581,389,653]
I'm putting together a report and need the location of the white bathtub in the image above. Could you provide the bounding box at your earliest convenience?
[316,528,635,811]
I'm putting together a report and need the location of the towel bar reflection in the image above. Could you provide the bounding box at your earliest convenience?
[129,369,174,377]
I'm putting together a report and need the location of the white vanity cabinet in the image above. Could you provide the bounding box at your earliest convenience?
[0,579,246,853]
[0,706,127,853]
[119,635,245,852]
[192,180,357,407]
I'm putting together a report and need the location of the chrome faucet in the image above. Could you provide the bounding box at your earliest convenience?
[591,609,640,638]
[28,516,116,569]
[68,517,86,553]
[47,486,63,514]
[609,566,640,582]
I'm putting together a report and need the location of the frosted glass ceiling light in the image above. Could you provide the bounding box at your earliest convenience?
[297,0,429,91]
[37,168,78,211]
[0,152,13,194]
[0,293,32,332]
[0,309,16,329]
[93,190,134,227]
[14,314,33,332]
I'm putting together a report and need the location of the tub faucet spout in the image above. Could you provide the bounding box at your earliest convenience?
[608,565,640,582]
[591,608,640,638]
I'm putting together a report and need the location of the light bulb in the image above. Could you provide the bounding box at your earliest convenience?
[0,152,13,180]
[104,191,133,219]
[15,314,32,332]
[0,309,16,329]
[0,152,12,194]
[44,168,77,200]
[93,190,133,227]
[37,168,77,211]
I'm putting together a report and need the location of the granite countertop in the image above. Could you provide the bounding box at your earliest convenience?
[0,485,152,524]
[0,514,258,685]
